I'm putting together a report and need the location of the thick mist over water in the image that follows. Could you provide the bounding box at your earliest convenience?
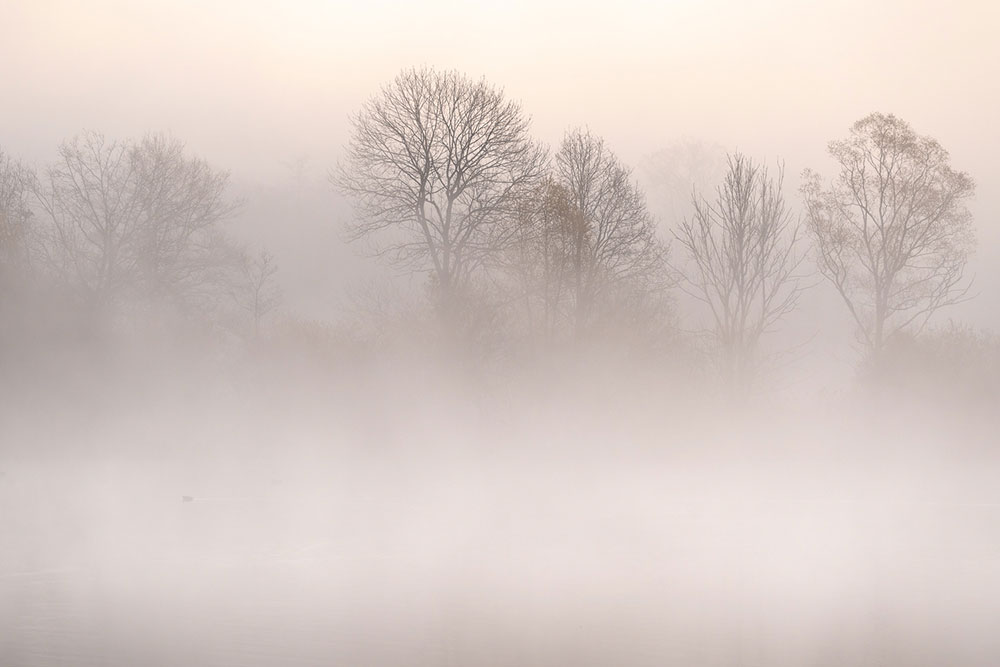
[3,2,1000,666]
[3,354,999,666]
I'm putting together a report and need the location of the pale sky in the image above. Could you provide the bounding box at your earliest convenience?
[3,0,998,325]
[5,0,997,165]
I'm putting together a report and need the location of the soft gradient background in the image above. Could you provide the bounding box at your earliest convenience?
[3,5,1000,665]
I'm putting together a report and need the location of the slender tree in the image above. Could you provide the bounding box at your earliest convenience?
[230,249,281,339]
[676,153,804,390]
[803,113,975,364]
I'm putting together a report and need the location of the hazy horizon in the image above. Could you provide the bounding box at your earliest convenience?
[3,2,999,665]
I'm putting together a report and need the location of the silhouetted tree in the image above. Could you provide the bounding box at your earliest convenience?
[334,67,547,320]
[676,153,805,390]
[803,113,975,364]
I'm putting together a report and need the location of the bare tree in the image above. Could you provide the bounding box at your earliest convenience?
[334,67,547,318]
[802,113,975,363]
[675,153,805,390]
[0,148,34,274]
[230,249,281,339]
[34,131,239,314]
[554,129,666,337]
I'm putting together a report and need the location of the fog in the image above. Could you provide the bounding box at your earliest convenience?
[2,1,1000,666]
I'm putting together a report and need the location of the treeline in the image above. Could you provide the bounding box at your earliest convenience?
[0,133,278,347]
[0,66,994,399]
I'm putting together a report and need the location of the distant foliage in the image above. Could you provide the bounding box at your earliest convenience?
[874,324,1000,403]
[0,148,34,274]
[640,140,728,231]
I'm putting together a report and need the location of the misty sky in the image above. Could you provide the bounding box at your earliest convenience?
[4,0,998,325]
[4,5,1000,664]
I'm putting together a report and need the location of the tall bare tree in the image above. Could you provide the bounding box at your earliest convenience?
[34,131,239,313]
[554,129,665,336]
[334,67,547,318]
[802,113,975,363]
[676,153,804,390]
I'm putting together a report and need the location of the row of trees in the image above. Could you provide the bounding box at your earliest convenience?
[0,66,980,392]
[334,67,978,387]
[335,69,667,345]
